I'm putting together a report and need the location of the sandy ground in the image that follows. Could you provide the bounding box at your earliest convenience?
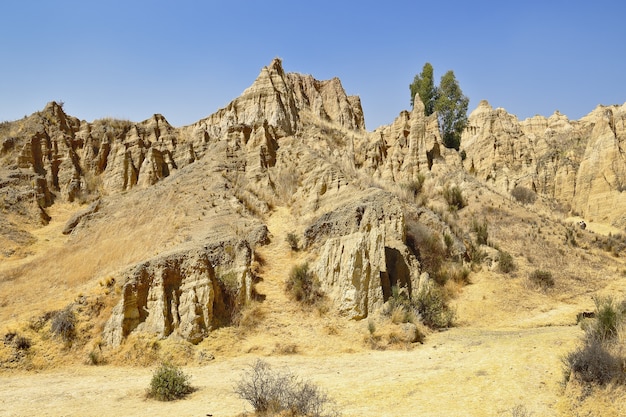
[0,324,580,417]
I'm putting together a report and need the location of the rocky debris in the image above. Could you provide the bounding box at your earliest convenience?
[462,100,626,228]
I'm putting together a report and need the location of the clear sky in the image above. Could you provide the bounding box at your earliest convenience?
[1,0,625,130]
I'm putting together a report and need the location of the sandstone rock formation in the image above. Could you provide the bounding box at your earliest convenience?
[103,239,258,346]
[462,100,626,228]
[305,190,421,319]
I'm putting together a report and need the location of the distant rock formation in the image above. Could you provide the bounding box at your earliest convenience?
[462,101,626,228]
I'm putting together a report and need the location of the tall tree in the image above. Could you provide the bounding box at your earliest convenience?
[435,70,469,150]
[409,62,436,115]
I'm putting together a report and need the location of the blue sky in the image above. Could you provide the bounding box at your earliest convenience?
[1,0,625,130]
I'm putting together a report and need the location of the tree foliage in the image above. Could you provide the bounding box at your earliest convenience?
[409,63,436,115]
[410,64,469,150]
[435,70,469,150]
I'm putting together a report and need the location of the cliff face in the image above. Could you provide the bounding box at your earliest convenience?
[462,101,626,227]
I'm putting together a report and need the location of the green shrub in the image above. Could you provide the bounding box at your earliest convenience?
[286,232,300,251]
[443,185,465,211]
[414,286,455,329]
[51,306,76,342]
[528,270,554,290]
[471,218,489,246]
[498,251,515,274]
[564,338,622,385]
[510,186,536,205]
[588,296,622,342]
[286,263,324,305]
[235,359,340,417]
[148,362,193,401]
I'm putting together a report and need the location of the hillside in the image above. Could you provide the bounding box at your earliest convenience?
[1,59,626,416]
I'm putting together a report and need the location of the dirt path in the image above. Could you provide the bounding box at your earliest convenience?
[0,325,580,417]
[253,206,307,325]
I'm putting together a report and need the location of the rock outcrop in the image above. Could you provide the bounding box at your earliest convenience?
[103,239,256,346]
[352,93,461,184]
[306,190,422,319]
[462,101,626,228]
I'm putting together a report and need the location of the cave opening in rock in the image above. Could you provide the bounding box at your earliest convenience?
[381,246,411,301]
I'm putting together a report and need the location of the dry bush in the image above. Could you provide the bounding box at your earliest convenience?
[286,263,324,306]
[235,359,340,417]
[510,186,536,205]
[528,269,554,290]
[50,306,76,343]
[565,338,622,385]
[443,185,465,211]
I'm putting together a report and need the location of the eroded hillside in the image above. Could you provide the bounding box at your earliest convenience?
[1,59,626,416]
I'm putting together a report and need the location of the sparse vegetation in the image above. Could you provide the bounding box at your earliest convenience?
[528,269,554,290]
[235,359,340,417]
[443,185,465,211]
[50,306,76,343]
[286,263,324,305]
[565,338,622,385]
[498,251,515,274]
[148,362,193,401]
[510,186,536,205]
[564,296,625,386]
[471,218,489,246]
[286,232,300,251]
[414,286,455,329]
